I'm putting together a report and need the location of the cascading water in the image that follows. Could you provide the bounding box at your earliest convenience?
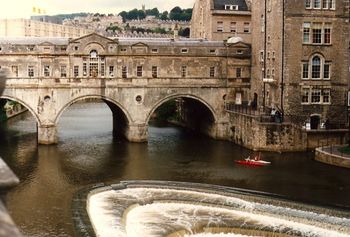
[81,181,350,237]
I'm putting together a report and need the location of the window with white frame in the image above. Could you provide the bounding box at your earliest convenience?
[83,63,87,76]
[28,66,34,77]
[74,66,79,77]
[243,22,250,33]
[312,23,322,44]
[311,89,321,103]
[305,0,335,9]
[305,0,312,8]
[109,66,114,77]
[311,56,321,79]
[60,65,67,78]
[230,22,237,33]
[302,63,309,79]
[122,66,128,78]
[314,0,321,8]
[225,5,238,10]
[302,87,331,104]
[44,65,50,77]
[217,21,223,32]
[303,22,332,44]
[302,55,331,80]
[303,22,311,43]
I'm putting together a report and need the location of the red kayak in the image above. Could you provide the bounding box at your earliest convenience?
[235,159,271,167]
[235,154,271,167]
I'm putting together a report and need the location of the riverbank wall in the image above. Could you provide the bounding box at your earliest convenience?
[227,111,348,152]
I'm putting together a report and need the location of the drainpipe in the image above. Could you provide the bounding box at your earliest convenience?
[263,0,267,110]
[281,0,285,121]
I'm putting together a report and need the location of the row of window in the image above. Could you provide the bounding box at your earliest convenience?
[302,55,331,80]
[303,22,331,44]
[16,65,224,79]
[301,87,331,104]
[217,21,250,33]
[305,0,336,10]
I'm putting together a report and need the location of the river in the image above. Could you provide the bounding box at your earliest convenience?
[0,102,349,237]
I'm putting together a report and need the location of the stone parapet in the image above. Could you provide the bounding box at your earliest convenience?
[315,146,350,169]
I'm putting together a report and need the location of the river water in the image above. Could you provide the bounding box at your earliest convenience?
[0,102,350,237]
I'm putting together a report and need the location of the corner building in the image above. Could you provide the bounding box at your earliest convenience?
[251,0,350,128]
[191,0,252,43]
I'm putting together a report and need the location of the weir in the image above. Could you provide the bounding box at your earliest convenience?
[74,181,350,237]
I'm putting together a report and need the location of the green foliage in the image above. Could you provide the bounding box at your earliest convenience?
[145,8,160,17]
[106,25,122,32]
[159,11,169,20]
[118,8,146,21]
[169,7,192,21]
[338,146,350,155]
[154,100,177,122]
[118,6,192,22]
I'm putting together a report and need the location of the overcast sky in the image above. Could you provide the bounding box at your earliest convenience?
[0,0,195,19]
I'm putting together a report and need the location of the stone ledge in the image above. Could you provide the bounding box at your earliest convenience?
[0,159,19,190]
[315,146,350,169]
[0,157,23,237]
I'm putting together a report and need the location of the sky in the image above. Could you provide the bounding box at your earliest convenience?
[0,0,195,19]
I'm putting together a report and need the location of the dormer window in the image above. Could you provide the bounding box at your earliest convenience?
[225,5,239,10]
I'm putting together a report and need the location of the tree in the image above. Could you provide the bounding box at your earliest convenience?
[160,11,169,20]
[146,8,159,17]
[119,11,128,22]
[169,6,183,20]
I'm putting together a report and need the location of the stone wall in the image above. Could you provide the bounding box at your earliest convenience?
[228,111,307,152]
[227,111,348,152]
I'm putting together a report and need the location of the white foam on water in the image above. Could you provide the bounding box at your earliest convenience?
[87,187,350,237]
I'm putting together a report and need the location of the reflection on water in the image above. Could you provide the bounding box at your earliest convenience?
[0,102,349,237]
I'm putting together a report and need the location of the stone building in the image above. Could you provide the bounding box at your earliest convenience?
[191,0,252,43]
[0,19,92,38]
[250,0,350,129]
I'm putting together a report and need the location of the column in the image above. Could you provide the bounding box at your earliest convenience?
[37,125,58,145]
[125,124,148,142]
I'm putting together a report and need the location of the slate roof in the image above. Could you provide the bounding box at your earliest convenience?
[213,0,249,11]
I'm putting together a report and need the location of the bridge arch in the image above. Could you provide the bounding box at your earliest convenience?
[146,94,217,124]
[55,95,132,125]
[0,95,40,125]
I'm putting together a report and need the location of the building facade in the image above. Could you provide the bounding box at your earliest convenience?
[191,0,252,42]
[250,0,350,129]
[0,19,92,38]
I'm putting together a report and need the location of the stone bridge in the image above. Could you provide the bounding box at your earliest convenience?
[0,33,251,144]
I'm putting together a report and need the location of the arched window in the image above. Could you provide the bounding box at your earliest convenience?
[311,56,321,79]
[302,54,331,80]
[88,50,105,77]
